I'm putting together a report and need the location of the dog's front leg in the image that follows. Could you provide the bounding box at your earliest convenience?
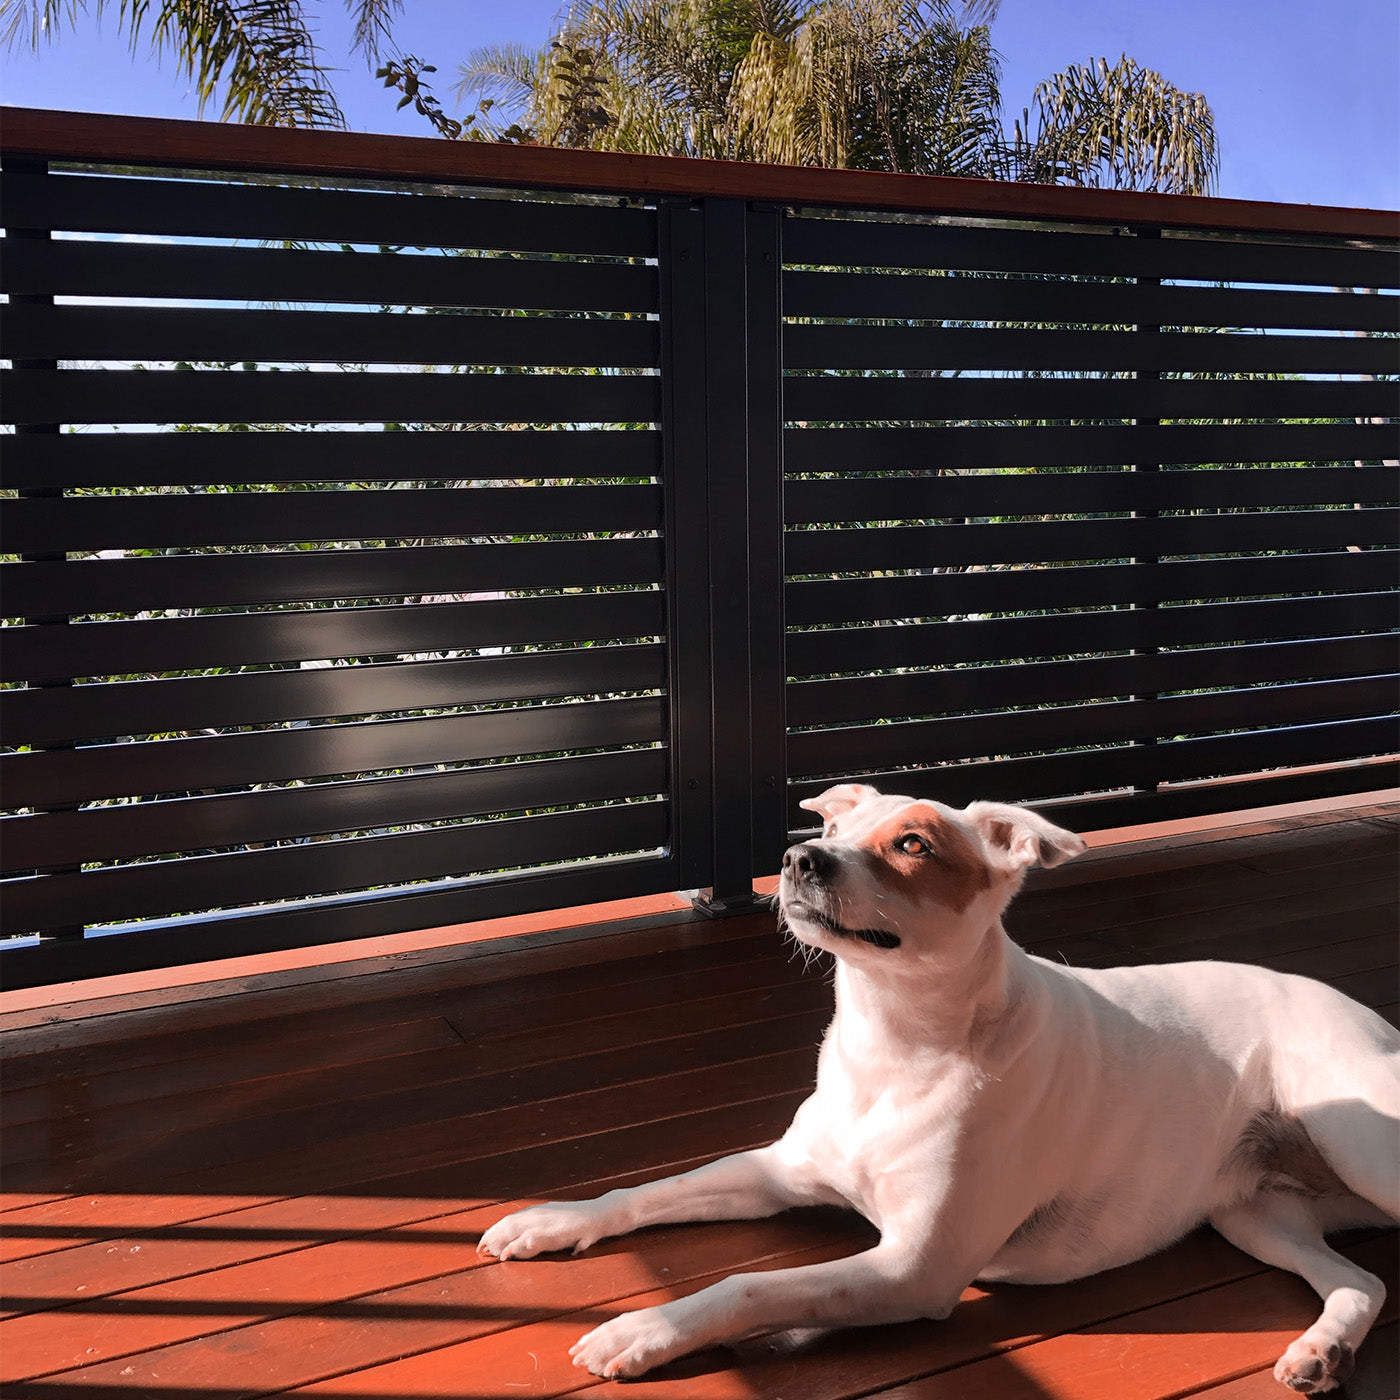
[570,1242,951,1379]
[477,1145,807,1261]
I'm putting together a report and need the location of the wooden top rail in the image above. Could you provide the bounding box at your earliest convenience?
[4,104,1398,241]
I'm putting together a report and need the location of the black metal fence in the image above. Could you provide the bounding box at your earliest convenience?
[3,109,1397,986]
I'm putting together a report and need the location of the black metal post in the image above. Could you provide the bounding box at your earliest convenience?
[664,198,786,915]
[659,200,718,894]
[743,206,789,879]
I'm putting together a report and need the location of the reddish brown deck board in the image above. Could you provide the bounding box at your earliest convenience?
[1191,1321,1399,1400]
[0,910,765,1066]
[2,802,1396,1400]
[0,1016,471,1130]
[2,1011,830,1185]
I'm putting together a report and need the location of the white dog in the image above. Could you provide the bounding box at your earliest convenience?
[479,784,1399,1391]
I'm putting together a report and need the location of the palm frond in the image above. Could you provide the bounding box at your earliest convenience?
[0,0,83,50]
[453,40,542,114]
[1026,54,1219,195]
[150,0,344,127]
[346,0,401,63]
[5,0,345,127]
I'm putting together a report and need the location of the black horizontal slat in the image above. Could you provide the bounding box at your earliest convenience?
[1031,761,1400,834]
[1,171,658,257]
[1,799,669,934]
[784,270,1400,332]
[785,763,1400,841]
[1,239,659,312]
[784,510,1398,575]
[788,676,1396,777]
[784,423,1399,473]
[2,538,663,616]
[783,216,1400,289]
[1024,715,1399,791]
[785,325,1398,375]
[788,716,1398,815]
[787,468,1399,525]
[785,593,1397,677]
[0,847,684,990]
[1,428,661,489]
[3,484,662,554]
[2,642,666,747]
[1,747,667,874]
[1,694,665,809]
[2,369,660,427]
[0,304,660,368]
[787,634,1397,728]
[2,591,665,684]
[779,372,1394,425]
[787,552,1400,626]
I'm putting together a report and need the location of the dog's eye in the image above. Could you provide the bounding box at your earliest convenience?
[898,833,929,856]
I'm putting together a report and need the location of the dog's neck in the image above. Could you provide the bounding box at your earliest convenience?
[829,918,1027,1062]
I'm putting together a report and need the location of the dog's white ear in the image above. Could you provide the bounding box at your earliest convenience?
[965,801,1086,871]
[799,782,878,822]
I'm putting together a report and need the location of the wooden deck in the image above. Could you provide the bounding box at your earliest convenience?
[2,800,1397,1400]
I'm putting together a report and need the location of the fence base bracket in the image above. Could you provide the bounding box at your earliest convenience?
[686,888,772,919]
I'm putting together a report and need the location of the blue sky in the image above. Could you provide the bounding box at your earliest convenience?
[3,0,1397,210]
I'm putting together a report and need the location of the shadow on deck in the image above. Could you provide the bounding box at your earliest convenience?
[2,799,1397,1400]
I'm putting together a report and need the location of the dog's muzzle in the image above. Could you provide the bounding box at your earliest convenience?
[781,842,901,950]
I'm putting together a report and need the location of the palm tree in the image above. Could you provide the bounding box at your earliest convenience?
[1012,55,1219,195]
[1,0,402,127]
[459,0,1219,194]
[5,0,1219,194]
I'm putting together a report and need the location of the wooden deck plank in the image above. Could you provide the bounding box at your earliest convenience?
[1024,805,1396,894]
[0,1085,806,1261]
[278,1229,1258,1399]
[1011,853,1395,943]
[0,1015,470,1130]
[563,1238,1398,1400]
[0,936,809,1136]
[0,910,769,1066]
[1,1045,815,1206]
[1,1010,827,1188]
[1,803,1394,1400]
[0,1150,736,1322]
[1,1220,873,1394]
[1071,899,1398,973]
[1188,1321,1399,1400]
[0,1090,800,1283]
[0,938,813,1172]
[0,1186,868,1383]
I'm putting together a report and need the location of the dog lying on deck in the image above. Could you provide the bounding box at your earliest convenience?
[479,783,1400,1391]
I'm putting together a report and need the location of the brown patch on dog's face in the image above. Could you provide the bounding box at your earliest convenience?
[858,804,993,914]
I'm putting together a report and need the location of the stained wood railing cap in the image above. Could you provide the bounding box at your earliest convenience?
[4,103,1399,241]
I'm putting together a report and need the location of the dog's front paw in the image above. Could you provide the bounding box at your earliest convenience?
[476,1202,605,1261]
[570,1306,687,1378]
[1274,1336,1355,1393]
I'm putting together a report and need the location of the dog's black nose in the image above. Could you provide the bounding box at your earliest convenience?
[783,841,832,882]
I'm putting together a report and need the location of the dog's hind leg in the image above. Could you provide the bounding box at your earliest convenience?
[1295,1095,1400,1222]
[1210,1192,1386,1394]
[1274,991,1400,1220]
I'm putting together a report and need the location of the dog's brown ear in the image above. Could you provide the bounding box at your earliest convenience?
[799,782,878,822]
[965,802,1086,871]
